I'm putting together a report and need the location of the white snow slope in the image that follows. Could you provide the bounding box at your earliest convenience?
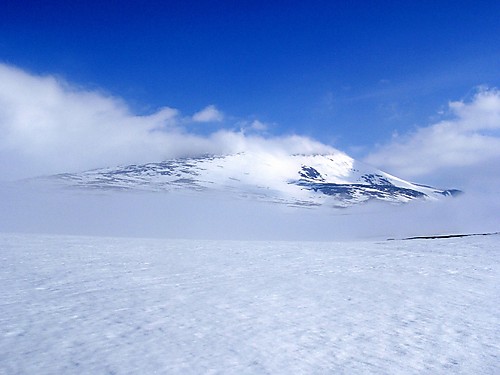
[44,151,456,207]
[0,233,498,374]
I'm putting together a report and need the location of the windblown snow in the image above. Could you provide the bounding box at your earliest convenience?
[1,233,498,374]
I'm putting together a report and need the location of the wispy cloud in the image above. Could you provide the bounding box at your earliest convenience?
[236,119,270,135]
[0,63,333,180]
[365,88,500,190]
[192,105,224,122]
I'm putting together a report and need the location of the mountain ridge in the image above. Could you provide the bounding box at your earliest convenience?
[37,151,461,207]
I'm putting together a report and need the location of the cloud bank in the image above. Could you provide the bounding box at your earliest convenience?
[1,63,498,239]
[365,88,500,191]
[2,62,499,198]
[1,183,498,241]
[0,64,333,180]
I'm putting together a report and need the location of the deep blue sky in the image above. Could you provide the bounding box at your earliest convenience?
[1,1,499,155]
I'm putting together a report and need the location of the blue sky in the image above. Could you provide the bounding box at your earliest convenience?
[1,1,500,186]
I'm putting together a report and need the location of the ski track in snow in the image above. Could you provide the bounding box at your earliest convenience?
[0,233,498,374]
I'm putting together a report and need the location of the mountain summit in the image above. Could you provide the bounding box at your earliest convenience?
[44,151,460,207]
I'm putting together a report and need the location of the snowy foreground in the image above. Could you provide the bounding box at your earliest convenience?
[1,233,498,374]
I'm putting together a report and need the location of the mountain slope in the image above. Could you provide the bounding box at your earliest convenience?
[42,151,460,207]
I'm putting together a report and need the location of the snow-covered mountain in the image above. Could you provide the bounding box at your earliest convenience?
[41,151,460,207]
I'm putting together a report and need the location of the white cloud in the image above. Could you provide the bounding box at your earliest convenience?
[365,88,500,190]
[192,105,224,122]
[236,119,270,134]
[248,120,268,131]
[0,63,333,180]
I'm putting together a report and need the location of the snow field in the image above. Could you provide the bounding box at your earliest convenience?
[0,233,498,374]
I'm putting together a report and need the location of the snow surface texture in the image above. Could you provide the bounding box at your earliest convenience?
[39,152,458,207]
[1,233,498,374]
